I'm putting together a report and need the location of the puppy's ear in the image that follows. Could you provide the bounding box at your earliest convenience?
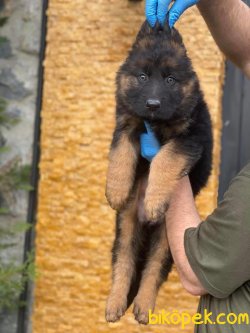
[132,19,184,51]
[133,20,167,50]
[170,27,183,45]
[160,15,183,45]
[134,20,154,43]
[161,13,171,34]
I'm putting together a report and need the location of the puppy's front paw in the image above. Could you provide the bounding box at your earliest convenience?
[144,190,170,222]
[106,178,131,210]
[105,181,131,210]
[105,294,127,322]
[133,295,155,325]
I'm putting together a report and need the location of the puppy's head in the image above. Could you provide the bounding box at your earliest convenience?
[117,21,199,122]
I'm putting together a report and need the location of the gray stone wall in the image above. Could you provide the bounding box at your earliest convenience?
[0,0,43,332]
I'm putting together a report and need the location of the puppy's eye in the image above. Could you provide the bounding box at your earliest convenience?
[138,73,148,82]
[165,76,176,85]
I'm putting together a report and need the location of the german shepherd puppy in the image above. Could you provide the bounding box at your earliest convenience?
[105,21,213,325]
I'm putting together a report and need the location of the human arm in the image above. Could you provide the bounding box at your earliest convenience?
[165,176,207,295]
[197,0,250,78]
[166,164,250,298]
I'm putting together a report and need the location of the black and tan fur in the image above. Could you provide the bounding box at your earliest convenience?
[105,21,213,325]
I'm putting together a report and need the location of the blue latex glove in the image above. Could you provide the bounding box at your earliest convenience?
[140,121,161,162]
[145,0,199,28]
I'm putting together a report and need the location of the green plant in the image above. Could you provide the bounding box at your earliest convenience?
[0,250,36,310]
[0,99,18,127]
[0,98,36,311]
[0,162,33,193]
[0,17,8,27]
[0,36,8,44]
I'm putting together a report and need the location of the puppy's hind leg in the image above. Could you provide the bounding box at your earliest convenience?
[133,222,172,325]
[105,194,138,322]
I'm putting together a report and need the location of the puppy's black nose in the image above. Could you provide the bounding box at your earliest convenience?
[146,99,161,110]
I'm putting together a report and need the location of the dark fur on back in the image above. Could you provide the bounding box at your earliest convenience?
[105,21,213,324]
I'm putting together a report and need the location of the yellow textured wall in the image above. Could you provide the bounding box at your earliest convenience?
[33,1,224,332]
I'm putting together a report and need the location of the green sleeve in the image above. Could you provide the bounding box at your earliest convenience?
[184,163,250,298]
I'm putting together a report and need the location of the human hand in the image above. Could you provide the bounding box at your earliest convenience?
[140,121,161,162]
[145,0,199,28]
